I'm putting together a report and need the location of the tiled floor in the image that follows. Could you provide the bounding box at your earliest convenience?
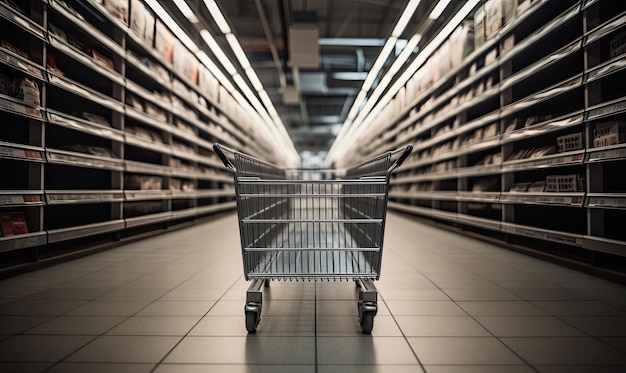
[1,212,626,372]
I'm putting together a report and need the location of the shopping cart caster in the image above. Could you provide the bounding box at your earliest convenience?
[245,305,261,333]
[357,279,378,334]
[245,279,264,333]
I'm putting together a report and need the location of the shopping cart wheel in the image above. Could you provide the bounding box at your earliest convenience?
[360,311,375,334]
[245,310,259,333]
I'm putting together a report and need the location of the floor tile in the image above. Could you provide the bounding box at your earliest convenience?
[66,300,151,316]
[561,316,626,336]
[532,300,626,317]
[25,316,125,335]
[106,316,200,336]
[475,316,586,337]
[0,315,52,334]
[407,337,524,365]
[0,300,86,316]
[316,315,402,336]
[46,362,155,373]
[0,335,94,362]
[501,337,626,365]
[385,300,467,316]
[457,301,548,316]
[0,362,53,373]
[422,366,534,373]
[316,336,419,365]
[66,336,181,363]
[135,300,216,316]
[395,316,491,337]
[154,364,315,373]
[317,365,424,373]
[164,336,315,364]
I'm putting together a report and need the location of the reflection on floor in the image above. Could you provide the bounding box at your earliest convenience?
[1,212,626,372]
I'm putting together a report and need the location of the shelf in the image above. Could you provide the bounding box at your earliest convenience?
[501,221,584,246]
[0,47,45,81]
[585,54,626,83]
[124,159,170,176]
[500,192,585,206]
[0,190,44,206]
[0,95,43,119]
[583,10,626,46]
[45,190,124,205]
[501,111,585,144]
[48,73,124,113]
[502,150,585,171]
[586,144,626,162]
[48,0,125,57]
[46,110,124,142]
[0,231,47,253]
[47,219,125,243]
[46,148,123,171]
[124,211,173,229]
[585,96,626,121]
[48,34,125,86]
[0,141,45,162]
[0,2,46,40]
[586,193,626,209]
[124,190,171,201]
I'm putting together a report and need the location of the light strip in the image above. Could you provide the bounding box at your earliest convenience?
[318,38,386,47]
[429,0,453,19]
[200,30,237,75]
[391,0,422,37]
[226,33,251,70]
[173,0,198,23]
[202,0,231,33]
[145,0,198,53]
[329,0,481,165]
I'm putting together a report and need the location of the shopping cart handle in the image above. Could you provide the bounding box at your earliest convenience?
[213,143,236,172]
[387,144,413,173]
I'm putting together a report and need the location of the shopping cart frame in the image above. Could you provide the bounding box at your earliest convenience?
[214,143,412,333]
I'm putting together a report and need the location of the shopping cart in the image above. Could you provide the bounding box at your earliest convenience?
[213,143,412,333]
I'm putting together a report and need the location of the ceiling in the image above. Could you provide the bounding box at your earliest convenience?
[162,0,466,162]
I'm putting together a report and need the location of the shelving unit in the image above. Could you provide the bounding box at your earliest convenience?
[363,0,626,262]
[0,0,259,265]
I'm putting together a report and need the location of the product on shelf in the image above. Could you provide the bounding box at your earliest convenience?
[155,20,174,63]
[125,175,162,190]
[556,132,583,152]
[545,174,584,192]
[104,0,129,24]
[1,0,25,16]
[145,102,167,122]
[472,177,499,192]
[1,39,29,60]
[509,182,531,192]
[527,181,546,192]
[610,30,626,59]
[593,121,626,147]
[474,4,486,48]
[0,73,41,107]
[55,0,85,21]
[81,112,110,127]
[0,211,29,236]
[59,144,117,158]
[126,94,144,111]
[126,126,163,143]
[89,49,115,71]
[130,0,146,38]
[47,53,65,76]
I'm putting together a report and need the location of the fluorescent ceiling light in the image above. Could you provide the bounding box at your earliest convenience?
[361,37,397,90]
[145,0,198,53]
[318,38,386,47]
[202,0,231,33]
[226,33,251,70]
[332,72,368,80]
[391,0,422,37]
[173,0,198,23]
[245,68,264,91]
[200,29,237,75]
[429,0,453,19]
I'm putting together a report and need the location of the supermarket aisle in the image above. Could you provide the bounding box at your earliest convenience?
[1,212,626,372]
